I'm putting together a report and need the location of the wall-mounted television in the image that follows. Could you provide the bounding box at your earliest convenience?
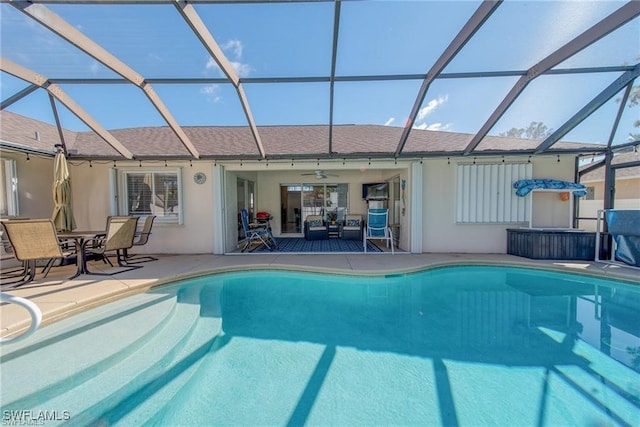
[362,182,388,200]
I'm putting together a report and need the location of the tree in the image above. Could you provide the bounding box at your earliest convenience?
[499,121,553,139]
[627,85,639,141]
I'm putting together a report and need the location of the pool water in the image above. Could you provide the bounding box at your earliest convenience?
[1,266,639,426]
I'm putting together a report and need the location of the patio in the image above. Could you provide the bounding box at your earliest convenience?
[2,252,639,341]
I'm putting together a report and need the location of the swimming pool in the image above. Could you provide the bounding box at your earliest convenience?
[1,266,638,426]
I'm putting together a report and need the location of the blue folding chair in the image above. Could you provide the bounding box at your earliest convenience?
[240,209,277,252]
[364,208,394,254]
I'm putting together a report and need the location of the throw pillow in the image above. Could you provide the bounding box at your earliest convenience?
[309,219,322,228]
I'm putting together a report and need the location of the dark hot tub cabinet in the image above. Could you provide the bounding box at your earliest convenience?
[507,228,596,260]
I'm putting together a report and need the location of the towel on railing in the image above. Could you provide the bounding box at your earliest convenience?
[513,179,587,197]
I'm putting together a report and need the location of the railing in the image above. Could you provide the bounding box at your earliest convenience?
[0,293,42,344]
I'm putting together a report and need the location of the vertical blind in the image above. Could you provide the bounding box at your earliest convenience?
[456,163,532,223]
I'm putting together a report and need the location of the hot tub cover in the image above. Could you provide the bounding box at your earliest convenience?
[605,209,640,267]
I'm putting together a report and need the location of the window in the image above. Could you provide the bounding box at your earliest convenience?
[456,163,531,223]
[120,170,182,223]
[585,186,595,200]
[0,159,19,216]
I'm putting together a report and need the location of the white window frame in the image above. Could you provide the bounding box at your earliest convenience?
[0,159,19,217]
[115,168,183,224]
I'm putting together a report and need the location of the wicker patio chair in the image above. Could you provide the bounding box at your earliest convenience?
[340,214,363,240]
[1,219,75,288]
[303,215,328,240]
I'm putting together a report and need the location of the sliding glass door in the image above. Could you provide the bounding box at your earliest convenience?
[281,183,349,234]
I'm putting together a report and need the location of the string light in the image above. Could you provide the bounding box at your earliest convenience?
[528,156,531,163]
[292,159,295,167]
[89,160,93,168]
[189,159,193,167]
[420,157,423,164]
[502,156,505,163]
[139,160,142,167]
[557,154,560,163]
[26,153,30,161]
[447,157,450,165]
[164,160,168,167]
[113,160,117,168]
[473,157,476,165]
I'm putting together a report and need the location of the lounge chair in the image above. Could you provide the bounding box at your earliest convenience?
[84,216,142,275]
[364,208,394,254]
[240,209,276,252]
[124,215,158,263]
[340,214,363,240]
[304,215,328,240]
[0,219,75,288]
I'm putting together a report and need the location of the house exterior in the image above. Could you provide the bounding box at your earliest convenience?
[1,110,593,255]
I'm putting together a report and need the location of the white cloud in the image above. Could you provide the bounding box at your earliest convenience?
[230,61,251,78]
[221,40,243,60]
[413,95,450,131]
[413,122,451,131]
[417,95,448,121]
[206,57,218,71]
[384,117,395,126]
[200,84,222,103]
[204,39,251,78]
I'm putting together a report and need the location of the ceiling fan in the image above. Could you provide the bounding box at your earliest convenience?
[301,170,339,179]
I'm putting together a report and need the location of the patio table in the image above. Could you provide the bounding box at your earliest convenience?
[57,230,105,279]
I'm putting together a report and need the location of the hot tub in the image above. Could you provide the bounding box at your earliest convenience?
[507,227,596,260]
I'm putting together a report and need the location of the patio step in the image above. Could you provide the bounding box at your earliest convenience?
[103,316,223,426]
[1,286,225,426]
[50,298,212,426]
[0,291,179,411]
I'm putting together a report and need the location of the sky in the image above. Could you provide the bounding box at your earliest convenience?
[0,0,638,148]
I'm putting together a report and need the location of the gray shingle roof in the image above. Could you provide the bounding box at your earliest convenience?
[0,110,601,159]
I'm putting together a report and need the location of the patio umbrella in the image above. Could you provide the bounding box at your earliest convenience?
[51,150,76,232]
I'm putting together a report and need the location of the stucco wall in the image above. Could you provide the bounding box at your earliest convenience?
[422,155,577,253]
[4,151,576,255]
[70,161,216,254]
[3,152,54,219]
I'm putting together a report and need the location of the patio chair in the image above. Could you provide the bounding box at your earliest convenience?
[124,215,158,263]
[84,216,142,275]
[1,219,76,288]
[364,208,394,254]
[340,214,363,240]
[304,215,328,240]
[1,226,28,280]
[240,209,276,252]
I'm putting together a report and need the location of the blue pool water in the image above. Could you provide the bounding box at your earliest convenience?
[1,266,639,426]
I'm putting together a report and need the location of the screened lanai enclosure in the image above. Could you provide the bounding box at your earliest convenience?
[0,0,639,255]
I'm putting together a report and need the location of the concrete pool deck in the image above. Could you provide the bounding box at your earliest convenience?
[1,253,639,340]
